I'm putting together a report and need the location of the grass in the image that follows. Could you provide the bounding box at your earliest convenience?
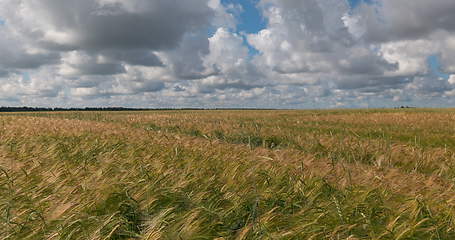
[1,110,455,239]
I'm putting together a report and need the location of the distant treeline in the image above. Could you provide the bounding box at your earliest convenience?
[0,107,278,112]
[0,107,147,112]
[394,106,416,109]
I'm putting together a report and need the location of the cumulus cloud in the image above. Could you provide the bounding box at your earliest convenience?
[1,0,213,51]
[355,0,455,43]
[244,0,455,105]
[247,0,401,94]
[59,51,125,76]
[0,28,59,71]
[0,0,455,107]
[449,75,455,85]
[0,0,217,103]
[195,28,266,93]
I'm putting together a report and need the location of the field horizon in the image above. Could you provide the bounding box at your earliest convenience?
[0,106,432,113]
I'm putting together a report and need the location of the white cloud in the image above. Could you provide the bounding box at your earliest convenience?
[449,75,455,85]
[0,0,455,108]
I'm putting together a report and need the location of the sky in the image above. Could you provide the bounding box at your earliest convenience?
[0,0,455,109]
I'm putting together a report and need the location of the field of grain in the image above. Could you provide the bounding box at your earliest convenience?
[1,109,455,239]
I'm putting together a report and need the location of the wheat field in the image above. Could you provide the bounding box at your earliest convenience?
[1,109,455,239]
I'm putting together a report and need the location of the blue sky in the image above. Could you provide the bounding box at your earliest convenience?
[428,55,449,80]
[220,0,266,56]
[221,0,266,34]
[347,0,375,8]
[222,0,371,34]
[221,0,372,34]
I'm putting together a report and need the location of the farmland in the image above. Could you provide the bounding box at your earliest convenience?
[1,109,455,239]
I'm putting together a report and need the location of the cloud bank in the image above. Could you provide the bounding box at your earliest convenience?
[0,0,454,108]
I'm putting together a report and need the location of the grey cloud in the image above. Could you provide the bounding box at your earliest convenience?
[277,0,352,47]
[250,0,455,105]
[337,54,399,75]
[0,96,19,102]
[173,85,186,92]
[0,52,59,70]
[251,0,397,79]
[357,0,455,43]
[129,80,165,93]
[272,66,314,75]
[60,49,164,77]
[68,76,110,88]
[178,71,220,81]
[439,41,455,73]
[0,69,9,78]
[1,0,215,78]
[103,50,163,67]
[26,88,61,98]
[336,76,411,92]
[64,61,125,76]
[197,78,263,94]
[0,0,224,104]
[9,0,213,51]
[0,32,60,71]
[408,76,453,96]
[1,0,455,108]
[165,31,215,80]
